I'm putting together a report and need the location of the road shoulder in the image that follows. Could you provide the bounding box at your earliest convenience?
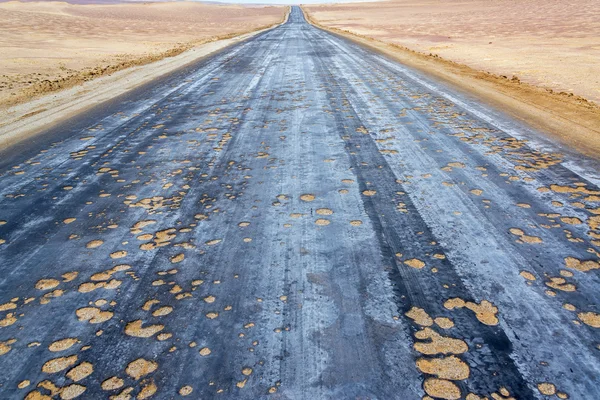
[302,7,600,160]
[0,8,290,151]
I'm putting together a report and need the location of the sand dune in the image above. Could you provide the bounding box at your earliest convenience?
[304,0,600,105]
[0,1,286,107]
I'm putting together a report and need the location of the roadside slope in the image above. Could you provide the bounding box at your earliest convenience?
[0,1,287,108]
[302,2,600,159]
[0,6,289,150]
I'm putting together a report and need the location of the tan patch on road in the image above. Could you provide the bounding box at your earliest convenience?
[0,302,16,312]
[405,307,433,326]
[316,208,333,215]
[125,320,164,337]
[152,306,173,317]
[170,253,185,263]
[35,279,60,290]
[404,258,425,269]
[416,356,470,380]
[42,355,78,373]
[565,257,599,272]
[49,338,78,352]
[519,271,536,281]
[444,298,499,325]
[300,194,315,202]
[414,328,468,355]
[423,378,461,400]
[538,383,556,396]
[0,338,16,356]
[434,317,454,329]
[138,380,157,399]
[509,228,543,244]
[76,307,113,324]
[560,217,582,225]
[199,347,211,356]
[62,271,78,282]
[545,277,576,292]
[577,311,600,328]
[179,386,193,396]
[101,377,124,391]
[109,250,127,259]
[60,384,86,399]
[86,240,103,249]
[126,358,157,380]
[66,362,93,381]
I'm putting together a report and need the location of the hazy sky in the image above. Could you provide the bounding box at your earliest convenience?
[203,0,377,4]
[118,0,380,5]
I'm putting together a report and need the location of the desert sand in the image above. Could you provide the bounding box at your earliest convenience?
[0,1,286,107]
[304,0,600,105]
[0,23,281,149]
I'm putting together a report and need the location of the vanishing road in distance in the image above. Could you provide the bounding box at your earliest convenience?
[1,7,599,400]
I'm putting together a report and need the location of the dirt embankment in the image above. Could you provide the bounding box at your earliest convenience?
[302,1,600,159]
[0,1,287,109]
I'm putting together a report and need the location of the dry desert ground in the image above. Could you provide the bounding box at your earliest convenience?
[0,1,286,107]
[304,0,600,105]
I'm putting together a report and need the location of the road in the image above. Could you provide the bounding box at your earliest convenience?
[1,6,599,400]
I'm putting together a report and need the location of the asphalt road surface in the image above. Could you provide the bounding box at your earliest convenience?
[1,7,600,400]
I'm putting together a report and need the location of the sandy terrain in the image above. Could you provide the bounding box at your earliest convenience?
[304,0,600,105]
[0,1,286,107]
[0,22,284,149]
